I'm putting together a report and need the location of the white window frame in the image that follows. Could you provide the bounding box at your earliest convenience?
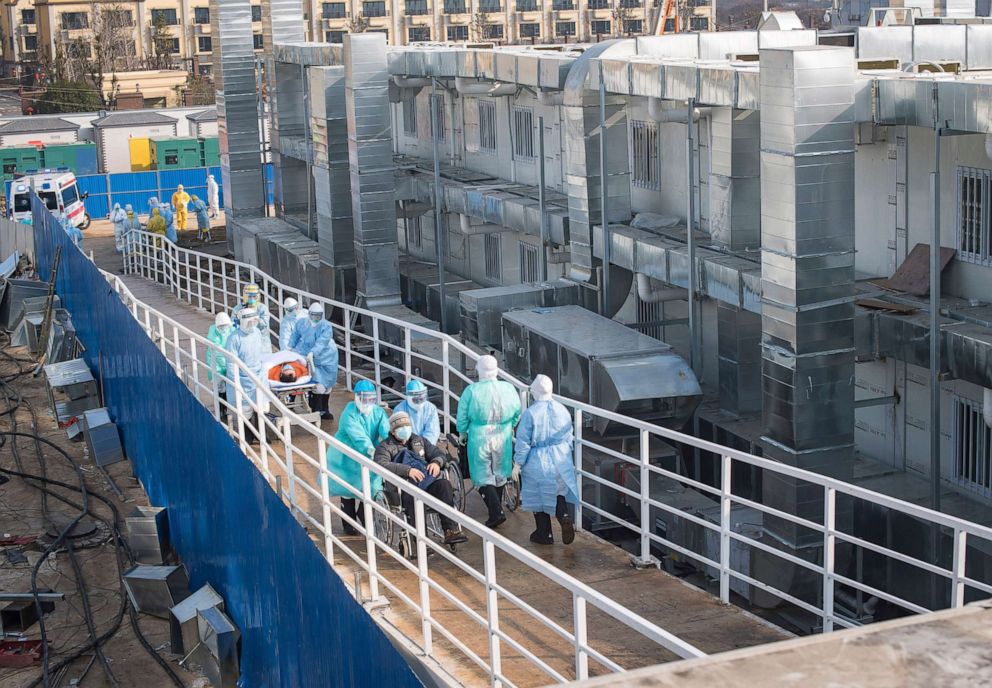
[513,106,535,161]
[952,393,992,499]
[478,100,497,154]
[957,166,991,265]
[630,119,660,191]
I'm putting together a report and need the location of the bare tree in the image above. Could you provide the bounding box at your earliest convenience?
[346,12,370,33]
[148,14,176,69]
[471,11,491,41]
[611,1,634,36]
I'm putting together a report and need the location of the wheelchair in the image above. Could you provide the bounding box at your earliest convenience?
[371,478,465,558]
[442,433,519,513]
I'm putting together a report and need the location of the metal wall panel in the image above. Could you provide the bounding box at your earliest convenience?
[967,26,992,70]
[32,201,423,688]
[857,27,913,65]
[913,25,967,64]
[699,31,758,60]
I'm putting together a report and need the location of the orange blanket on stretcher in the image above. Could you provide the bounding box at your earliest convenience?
[268,360,308,383]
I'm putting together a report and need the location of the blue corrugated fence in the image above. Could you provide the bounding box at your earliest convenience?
[32,197,423,688]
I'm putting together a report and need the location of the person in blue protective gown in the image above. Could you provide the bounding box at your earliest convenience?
[456,354,521,529]
[191,194,210,242]
[393,378,440,445]
[279,297,302,351]
[60,212,83,249]
[325,379,389,535]
[207,312,233,422]
[110,203,127,253]
[513,374,578,546]
[224,307,264,445]
[232,283,272,354]
[290,301,337,420]
[147,196,160,219]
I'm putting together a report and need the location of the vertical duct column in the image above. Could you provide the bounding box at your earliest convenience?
[261,0,310,232]
[311,65,356,301]
[758,46,857,549]
[710,107,761,252]
[210,0,265,231]
[718,304,762,417]
[562,47,632,286]
[344,33,401,308]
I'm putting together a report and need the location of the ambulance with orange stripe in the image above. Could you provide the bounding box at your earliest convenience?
[7,168,91,229]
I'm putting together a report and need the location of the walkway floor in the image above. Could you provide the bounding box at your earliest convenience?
[88,228,789,686]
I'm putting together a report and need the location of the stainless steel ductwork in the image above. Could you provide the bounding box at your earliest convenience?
[459,281,580,349]
[501,306,701,434]
[710,107,761,252]
[563,41,634,285]
[758,46,857,550]
[719,303,762,417]
[344,33,400,308]
[210,0,265,248]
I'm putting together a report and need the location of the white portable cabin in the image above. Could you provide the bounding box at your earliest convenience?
[92,111,178,174]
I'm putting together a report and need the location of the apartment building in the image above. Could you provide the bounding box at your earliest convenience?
[0,0,268,77]
[308,0,712,46]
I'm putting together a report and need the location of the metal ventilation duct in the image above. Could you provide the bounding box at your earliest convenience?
[758,46,857,549]
[710,107,761,252]
[210,0,265,232]
[562,41,634,285]
[344,33,400,308]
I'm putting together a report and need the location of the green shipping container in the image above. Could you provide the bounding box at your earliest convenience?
[150,137,202,170]
[42,143,99,176]
[200,137,220,167]
[0,146,43,181]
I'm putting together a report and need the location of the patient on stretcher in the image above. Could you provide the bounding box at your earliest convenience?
[261,351,313,388]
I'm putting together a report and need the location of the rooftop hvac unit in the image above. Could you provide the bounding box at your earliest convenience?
[458,280,579,349]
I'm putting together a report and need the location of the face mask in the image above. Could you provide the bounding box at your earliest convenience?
[395,426,412,442]
[247,296,258,306]
[240,321,257,334]
[310,314,321,323]
[408,396,425,409]
[355,397,375,414]
[287,307,298,317]
[219,325,231,335]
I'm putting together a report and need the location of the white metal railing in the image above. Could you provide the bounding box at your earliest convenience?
[108,232,706,686]
[119,231,992,661]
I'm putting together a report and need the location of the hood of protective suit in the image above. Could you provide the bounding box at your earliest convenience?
[476,355,499,381]
[531,374,553,401]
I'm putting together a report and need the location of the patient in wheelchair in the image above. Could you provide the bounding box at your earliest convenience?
[373,412,468,547]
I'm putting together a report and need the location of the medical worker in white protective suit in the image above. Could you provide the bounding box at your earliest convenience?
[456,355,521,529]
[393,378,440,445]
[290,302,338,420]
[513,374,578,546]
[279,297,303,351]
[110,203,128,253]
[232,284,272,354]
[224,306,264,445]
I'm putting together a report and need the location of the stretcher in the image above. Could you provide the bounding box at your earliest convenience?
[261,351,318,422]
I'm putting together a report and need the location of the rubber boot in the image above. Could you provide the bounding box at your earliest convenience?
[318,394,333,421]
[530,513,553,545]
[480,485,506,529]
[556,496,575,545]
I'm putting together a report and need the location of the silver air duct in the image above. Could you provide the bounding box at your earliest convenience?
[210,0,265,237]
[454,77,517,97]
[710,107,761,252]
[344,33,401,308]
[758,46,857,549]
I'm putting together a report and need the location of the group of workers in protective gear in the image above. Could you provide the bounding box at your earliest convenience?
[108,182,216,251]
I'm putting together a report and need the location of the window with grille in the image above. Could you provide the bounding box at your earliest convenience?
[588,0,608,7]
[363,1,387,16]
[516,0,538,9]
[631,120,660,190]
[326,30,345,43]
[953,395,992,498]
[253,33,264,49]
[513,107,534,160]
[61,12,89,29]
[444,0,467,12]
[194,7,211,23]
[591,20,611,35]
[23,36,37,51]
[198,36,213,52]
[167,37,180,54]
[623,19,643,34]
[479,0,502,10]
[553,0,574,9]
[637,296,665,340]
[323,2,347,17]
[487,24,504,39]
[556,21,576,36]
[251,4,262,21]
[520,23,540,37]
[21,9,35,24]
[402,97,417,137]
[104,9,133,26]
[408,26,430,41]
[690,16,709,30]
[620,0,641,6]
[957,167,992,265]
[478,100,497,153]
[406,0,428,15]
[430,94,447,142]
[150,8,177,24]
[447,25,468,40]
[407,215,423,249]
[520,243,539,282]
[484,234,502,281]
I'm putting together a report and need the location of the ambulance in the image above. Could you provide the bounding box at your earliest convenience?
[7,168,91,229]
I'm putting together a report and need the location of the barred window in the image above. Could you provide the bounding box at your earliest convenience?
[198,36,213,52]
[519,23,540,38]
[150,8,177,24]
[407,215,423,249]
[402,97,417,137]
[556,21,576,36]
[406,0,428,15]
[484,234,502,281]
[194,7,211,23]
[487,24,504,39]
[513,107,534,160]
[953,395,992,498]
[591,20,611,35]
[516,0,538,9]
[478,100,497,153]
[322,2,347,18]
[553,0,574,9]
[61,12,89,29]
[520,243,540,282]
[444,0,467,12]
[631,120,659,190]
[623,19,643,34]
[325,30,345,43]
[479,0,501,10]
[447,25,468,40]
[251,4,262,21]
[587,0,608,7]
[430,94,447,142]
[253,33,264,49]
[408,26,430,41]
[957,166,992,265]
[363,1,387,16]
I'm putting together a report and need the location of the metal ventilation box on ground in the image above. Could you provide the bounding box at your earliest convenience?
[82,408,124,467]
[196,605,240,688]
[459,280,580,349]
[44,358,100,422]
[126,506,173,565]
[169,584,224,656]
[501,305,702,432]
[122,565,190,619]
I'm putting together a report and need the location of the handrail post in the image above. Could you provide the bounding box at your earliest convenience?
[283,415,296,511]
[414,499,433,656]
[234,382,246,451]
[404,327,412,382]
[951,528,967,608]
[372,318,382,399]
[441,340,451,434]
[172,325,181,372]
[572,594,589,681]
[345,310,354,390]
[483,539,502,687]
[318,438,334,562]
[196,254,204,310]
[719,454,732,604]
[638,428,651,566]
[574,408,583,532]
[256,387,269,479]
[361,466,381,601]
[823,486,836,631]
[211,360,221,420]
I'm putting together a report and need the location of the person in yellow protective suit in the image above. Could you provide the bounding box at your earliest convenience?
[171,184,191,231]
[146,207,167,236]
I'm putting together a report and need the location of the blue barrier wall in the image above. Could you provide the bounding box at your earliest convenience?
[33,199,423,688]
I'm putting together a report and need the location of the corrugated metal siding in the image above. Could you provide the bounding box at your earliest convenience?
[74,166,236,218]
[32,201,425,688]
